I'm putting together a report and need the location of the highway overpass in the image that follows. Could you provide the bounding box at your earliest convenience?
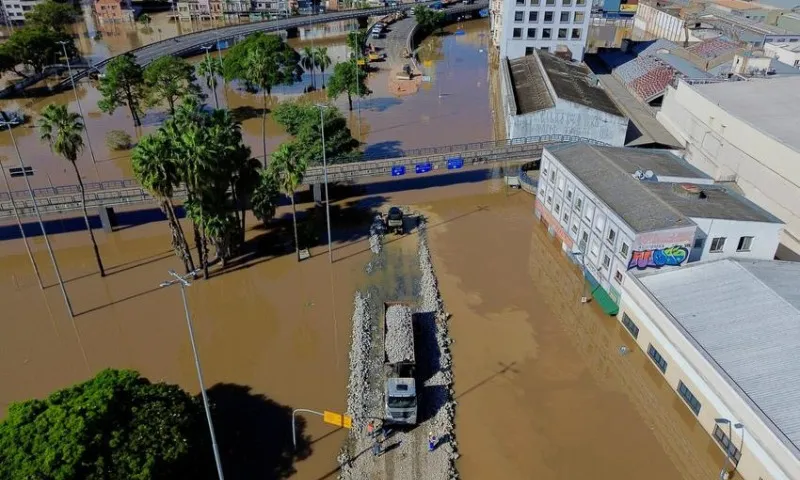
[0,136,604,221]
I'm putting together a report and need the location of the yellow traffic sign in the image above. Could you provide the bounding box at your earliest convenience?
[343,415,353,429]
[323,411,342,427]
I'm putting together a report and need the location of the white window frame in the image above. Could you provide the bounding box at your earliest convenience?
[583,202,595,223]
[710,237,726,253]
[601,253,611,270]
[737,236,753,252]
[614,270,624,284]
[570,217,580,236]
[566,184,574,202]
[593,213,606,234]
[588,238,600,260]
[557,175,566,192]
[554,202,561,215]
[619,241,629,258]
[607,227,616,245]
[574,196,583,213]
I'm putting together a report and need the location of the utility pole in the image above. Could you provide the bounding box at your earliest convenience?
[159,270,225,480]
[316,105,332,263]
[201,45,219,108]
[0,126,42,289]
[6,122,73,317]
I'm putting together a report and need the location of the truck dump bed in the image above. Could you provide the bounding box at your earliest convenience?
[384,302,415,365]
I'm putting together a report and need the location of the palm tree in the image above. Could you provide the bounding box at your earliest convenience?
[314,47,332,89]
[268,142,307,259]
[131,132,195,273]
[243,46,276,164]
[196,55,223,109]
[38,104,106,277]
[301,46,316,90]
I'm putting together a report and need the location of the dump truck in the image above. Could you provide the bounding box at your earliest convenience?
[385,207,404,234]
[382,302,417,426]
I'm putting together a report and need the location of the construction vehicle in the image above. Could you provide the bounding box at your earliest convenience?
[368,52,384,61]
[382,302,418,426]
[384,207,404,234]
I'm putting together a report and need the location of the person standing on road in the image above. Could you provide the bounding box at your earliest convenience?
[428,432,438,452]
[367,420,375,438]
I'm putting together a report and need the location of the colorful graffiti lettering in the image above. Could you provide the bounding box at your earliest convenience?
[627,246,689,270]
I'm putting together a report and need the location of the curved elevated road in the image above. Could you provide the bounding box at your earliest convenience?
[0,136,605,219]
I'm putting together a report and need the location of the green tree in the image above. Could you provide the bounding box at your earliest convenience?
[327,60,371,111]
[346,29,367,54]
[196,55,223,108]
[224,33,300,163]
[25,0,77,31]
[0,369,208,480]
[38,104,105,277]
[132,131,195,272]
[144,56,201,115]
[413,5,446,33]
[0,27,76,77]
[268,141,306,258]
[98,53,146,127]
[138,13,152,26]
[273,101,359,165]
[300,46,316,90]
[250,168,281,228]
[314,47,332,88]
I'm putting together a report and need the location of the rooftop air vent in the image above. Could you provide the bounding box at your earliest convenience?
[673,183,707,200]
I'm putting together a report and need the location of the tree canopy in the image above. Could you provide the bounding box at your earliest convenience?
[326,60,371,111]
[144,55,201,115]
[271,101,359,165]
[413,5,446,33]
[98,53,147,127]
[25,0,77,31]
[0,369,209,480]
[346,29,368,54]
[0,27,76,77]
[222,32,301,93]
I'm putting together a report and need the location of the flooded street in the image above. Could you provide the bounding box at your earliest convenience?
[0,17,491,193]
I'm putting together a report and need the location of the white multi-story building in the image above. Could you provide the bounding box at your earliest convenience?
[764,41,800,68]
[618,258,800,480]
[534,143,783,312]
[656,76,800,260]
[1,0,44,23]
[495,0,592,60]
[500,50,628,144]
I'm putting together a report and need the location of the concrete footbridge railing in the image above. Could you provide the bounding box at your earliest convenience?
[0,136,606,220]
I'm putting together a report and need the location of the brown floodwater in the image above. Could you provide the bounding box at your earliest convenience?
[0,173,726,478]
[0,17,491,194]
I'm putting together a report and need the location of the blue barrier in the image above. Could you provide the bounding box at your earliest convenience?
[447,157,464,170]
[415,162,432,174]
[392,165,406,176]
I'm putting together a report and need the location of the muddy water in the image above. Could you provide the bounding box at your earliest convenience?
[0,19,490,194]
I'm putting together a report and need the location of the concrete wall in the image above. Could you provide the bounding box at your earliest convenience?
[506,100,628,145]
[499,0,592,60]
[690,217,782,261]
[656,80,800,258]
[633,3,685,43]
[618,277,800,480]
[764,43,800,68]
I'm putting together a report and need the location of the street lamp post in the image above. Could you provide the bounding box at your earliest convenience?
[572,251,590,304]
[5,123,73,317]
[0,130,42,289]
[159,270,225,480]
[316,104,333,263]
[201,45,220,108]
[714,419,745,480]
[57,41,99,168]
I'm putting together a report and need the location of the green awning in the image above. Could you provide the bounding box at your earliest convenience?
[590,283,619,316]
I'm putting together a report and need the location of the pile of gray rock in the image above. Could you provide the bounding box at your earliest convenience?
[385,304,415,364]
[345,291,372,430]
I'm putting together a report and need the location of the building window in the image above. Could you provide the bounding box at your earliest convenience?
[514,11,524,22]
[589,238,600,260]
[584,203,594,223]
[647,344,668,374]
[593,214,605,234]
[545,0,555,4]
[710,237,726,253]
[737,236,753,252]
[571,218,580,235]
[677,381,702,416]
[516,0,524,4]
[620,242,629,257]
[554,202,561,215]
[566,186,573,201]
[557,176,565,192]
[558,28,568,39]
[544,11,553,23]
[562,0,572,4]
[579,231,589,251]
[607,228,616,245]
[693,237,704,249]
[528,11,538,21]
[525,46,535,55]
[576,0,585,5]
[530,0,540,5]
[546,193,553,206]
[574,197,582,212]
[713,426,743,465]
[571,28,582,39]
[513,27,522,38]
[621,312,638,338]
[602,254,611,270]
[614,270,624,284]
[562,211,570,224]
[560,11,570,22]
[550,169,557,184]
[527,28,537,39]
[574,11,585,22]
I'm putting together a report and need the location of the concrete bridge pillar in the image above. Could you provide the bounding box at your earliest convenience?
[357,16,369,29]
[285,26,299,38]
[98,206,117,233]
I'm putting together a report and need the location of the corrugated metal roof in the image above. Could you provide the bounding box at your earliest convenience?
[637,259,800,458]
[506,56,555,115]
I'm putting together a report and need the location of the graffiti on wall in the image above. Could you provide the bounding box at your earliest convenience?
[627,246,689,270]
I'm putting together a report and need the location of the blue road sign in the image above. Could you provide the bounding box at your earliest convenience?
[391,165,406,176]
[415,162,432,174]
[447,157,464,169]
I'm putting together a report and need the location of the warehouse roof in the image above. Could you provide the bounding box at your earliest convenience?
[692,77,800,154]
[506,52,623,117]
[635,259,800,458]
[641,182,783,223]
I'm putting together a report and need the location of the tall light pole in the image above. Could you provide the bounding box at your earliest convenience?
[57,41,99,168]
[714,419,744,479]
[0,133,43,289]
[201,45,219,108]
[159,270,225,480]
[5,122,73,317]
[316,104,332,263]
[572,251,590,304]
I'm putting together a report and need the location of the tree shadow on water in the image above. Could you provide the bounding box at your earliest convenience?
[230,105,269,123]
[206,383,312,480]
